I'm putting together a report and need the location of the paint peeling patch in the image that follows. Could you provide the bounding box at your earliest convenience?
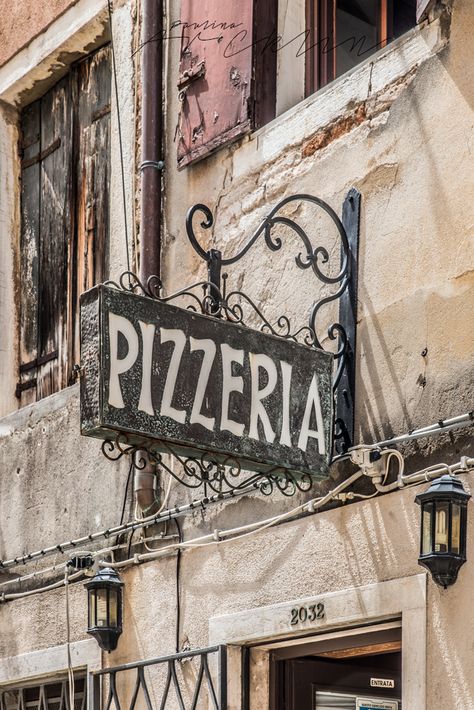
[229,67,241,87]
[302,104,367,158]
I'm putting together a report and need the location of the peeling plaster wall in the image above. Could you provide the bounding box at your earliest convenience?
[0,0,473,708]
[0,0,81,69]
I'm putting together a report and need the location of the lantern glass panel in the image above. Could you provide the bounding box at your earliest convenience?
[109,589,118,628]
[96,588,108,627]
[451,503,461,554]
[434,502,449,553]
[422,503,433,555]
[88,589,95,628]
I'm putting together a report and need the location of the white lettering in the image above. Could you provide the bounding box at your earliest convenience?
[108,313,139,409]
[137,321,155,415]
[160,328,187,424]
[189,337,216,431]
[220,344,245,436]
[249,353,277,443]
[297,373,326,454]
[279,361,292,446]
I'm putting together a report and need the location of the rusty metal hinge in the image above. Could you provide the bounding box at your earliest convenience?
[19,350,58,373]
[178,61,206,101]
[21,138,61,169]
[15,378,37,398]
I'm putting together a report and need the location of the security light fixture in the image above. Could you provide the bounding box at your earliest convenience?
[85,567,124,651]
[415,475,470,588]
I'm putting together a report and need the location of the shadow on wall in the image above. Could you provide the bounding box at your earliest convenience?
[355,12,473,446]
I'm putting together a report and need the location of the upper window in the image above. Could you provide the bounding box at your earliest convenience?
[17,45,111,405]
[305,0,417,95]
[176,0,426,167]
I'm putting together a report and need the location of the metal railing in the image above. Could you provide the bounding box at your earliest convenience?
[89,646,227,710]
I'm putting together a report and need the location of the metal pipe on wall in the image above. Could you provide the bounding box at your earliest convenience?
[140,0,163,281]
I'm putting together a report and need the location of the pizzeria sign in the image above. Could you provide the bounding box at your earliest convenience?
[80,284,334,479]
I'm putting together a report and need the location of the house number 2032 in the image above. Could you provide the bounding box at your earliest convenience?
[290,603,325,625]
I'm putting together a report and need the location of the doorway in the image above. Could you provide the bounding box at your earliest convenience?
[269,623,401,710]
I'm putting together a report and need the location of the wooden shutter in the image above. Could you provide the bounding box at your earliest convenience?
[176,1,255,167]
[18,80,72,403]
[18,47,111,404]
[69,46,111,378]
[19,102,41,404]
[417,0,436,22]
[37,76,74,399]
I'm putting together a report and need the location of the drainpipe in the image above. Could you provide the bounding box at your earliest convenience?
[140,0,164,281]
[136,0,164,513]
[134,465,160,515]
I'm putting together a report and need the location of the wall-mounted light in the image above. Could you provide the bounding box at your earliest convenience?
[85,568,124,652]
[415,475,470,588]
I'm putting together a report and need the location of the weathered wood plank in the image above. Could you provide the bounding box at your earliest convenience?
[69,46,111,381]
[37,75,73,399]
[19,100,41,406]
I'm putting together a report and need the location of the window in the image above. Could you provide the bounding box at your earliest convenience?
[305,0,417,95]
[17,46,111,405]
[0,676,86,710]
[176,0,433,166]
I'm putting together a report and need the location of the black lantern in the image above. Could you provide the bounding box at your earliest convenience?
[85,568,124,651]
[415,475,470,588]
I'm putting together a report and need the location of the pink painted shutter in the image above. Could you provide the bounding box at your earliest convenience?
[176,1,254,167]
[417,0,436,22]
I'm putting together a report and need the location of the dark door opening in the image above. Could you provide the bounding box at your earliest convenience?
[272,642,401,709]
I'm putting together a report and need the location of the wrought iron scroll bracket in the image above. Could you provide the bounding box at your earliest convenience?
[185,190,361,456]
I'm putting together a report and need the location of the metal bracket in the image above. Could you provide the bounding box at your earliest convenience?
[102,191,361,492]
[185,190,361,458]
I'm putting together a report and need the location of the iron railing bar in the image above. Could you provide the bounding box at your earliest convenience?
[87,673,100,710]
[158,663,172,710]
[127,671,141,710]
[218,645,227,710]
[138,668,153,710]
[92,646,221,675]
[169,660,185,710]
[189,656,205,710]
[202,654,219,710]
[109,673,121,710]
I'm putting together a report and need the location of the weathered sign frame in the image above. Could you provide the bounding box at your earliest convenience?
[81,190,360,496]
[81,284,334,480]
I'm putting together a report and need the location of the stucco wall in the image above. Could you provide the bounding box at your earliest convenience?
[0,0,80,68]
[0,0,473,708]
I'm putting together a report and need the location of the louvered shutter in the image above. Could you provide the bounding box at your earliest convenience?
[417,0,436,22]
[176,1,255,167]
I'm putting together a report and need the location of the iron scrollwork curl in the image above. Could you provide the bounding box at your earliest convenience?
[185,193,353,389]
[102,434,313,497]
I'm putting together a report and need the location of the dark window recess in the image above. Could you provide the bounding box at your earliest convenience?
[176,0,277,168]
[18,45,111,404]
[0,676,86,710]
[305,0,418,96]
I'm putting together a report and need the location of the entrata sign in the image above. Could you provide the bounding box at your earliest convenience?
[80,285,333,478]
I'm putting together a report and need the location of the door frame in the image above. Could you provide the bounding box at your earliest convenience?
[209,574,427,709]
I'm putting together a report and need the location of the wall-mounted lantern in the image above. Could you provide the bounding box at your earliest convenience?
[85,568,124,651]
[415,475,470,588]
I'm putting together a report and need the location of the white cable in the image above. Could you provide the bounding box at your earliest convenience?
[3,459,474,602]
[102,471,364,570]
[0,569,84,602]
[65,567,75,710]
